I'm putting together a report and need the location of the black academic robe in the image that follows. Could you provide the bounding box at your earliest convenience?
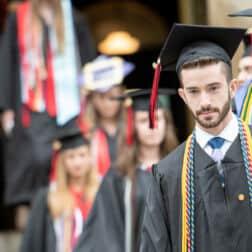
[140,136,252,252]
[0,11,96,206]
[19,188,57,252]
[102,129,117,164]
[91,128,118,177]
[74,166,151,252]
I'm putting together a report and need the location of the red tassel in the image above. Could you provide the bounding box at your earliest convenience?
[49,150,58,184]
[17,2,32,128]
[22,106,31,127]
[149,60,161,128]
[96,129,111,177]
[45,43,57,117]
[126,105,134,146]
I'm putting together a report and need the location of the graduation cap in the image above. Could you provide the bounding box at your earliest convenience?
[157,23,246,72]
[149,23,246,127]
[49,123,89,187]
[81,55,135,92]
[115,88,176,111]
[228,8,252,17]
[54,127,89,152]
[112,88,176,145]
[228,9,252,58]
[241,32,252,57]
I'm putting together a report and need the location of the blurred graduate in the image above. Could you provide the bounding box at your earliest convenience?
[140,23,252,252]
[74,86,178,252]
[0,0,96,222]
[78,55,134,178]
[19,122,99,252]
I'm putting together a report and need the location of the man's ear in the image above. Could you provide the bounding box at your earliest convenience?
[178,88,187,105]
[229,79,239,98]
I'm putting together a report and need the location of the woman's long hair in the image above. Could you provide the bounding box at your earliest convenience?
[80,87,125,134]
[31,0,65,52]
[47,146,99,252]
[47,147,99,219]
[116,109,179,178]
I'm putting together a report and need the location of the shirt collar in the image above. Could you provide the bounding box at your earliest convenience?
[195,113,238,149]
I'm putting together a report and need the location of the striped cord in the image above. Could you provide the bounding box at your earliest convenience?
[182,132,196,252]
[238,118,252,205]
[182,120,252,252]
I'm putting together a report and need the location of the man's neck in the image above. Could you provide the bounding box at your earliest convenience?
[196,110,233,136]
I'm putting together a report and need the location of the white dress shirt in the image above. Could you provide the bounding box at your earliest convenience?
[195,113,239,157]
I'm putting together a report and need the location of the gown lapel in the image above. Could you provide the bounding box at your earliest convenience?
[195,136,252,251]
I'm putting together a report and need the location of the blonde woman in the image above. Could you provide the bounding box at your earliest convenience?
[20,126,99,252]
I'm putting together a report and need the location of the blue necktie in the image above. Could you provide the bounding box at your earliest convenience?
[207,137,225,187]
[208,137,225,150]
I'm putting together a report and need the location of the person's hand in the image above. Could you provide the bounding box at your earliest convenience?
[1,109,15,136]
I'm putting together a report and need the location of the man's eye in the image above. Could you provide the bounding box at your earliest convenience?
[245,66,252,73]
[189,89,199,94]
[209,86,218,92]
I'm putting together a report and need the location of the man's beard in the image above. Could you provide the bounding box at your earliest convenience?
[193,95,231,129]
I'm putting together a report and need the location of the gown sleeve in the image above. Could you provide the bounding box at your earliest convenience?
[140,164,172,252]
[0,12,17,111]
[19,188,51,252]
[74,167,125,252]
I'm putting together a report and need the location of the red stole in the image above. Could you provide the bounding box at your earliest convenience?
[70,187,92,249]
[17,2,56,127]
[70,187,92,221]
[93,129,112,177]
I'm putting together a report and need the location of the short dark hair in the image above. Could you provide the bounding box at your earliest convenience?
[178,57,232,84]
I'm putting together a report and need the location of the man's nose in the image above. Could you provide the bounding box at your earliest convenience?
[199,91,211,107]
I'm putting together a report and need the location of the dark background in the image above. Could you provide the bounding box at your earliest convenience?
[71,0,187,141]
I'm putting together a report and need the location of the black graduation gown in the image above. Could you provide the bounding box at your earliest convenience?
[0,11,96,206]
[19,188,56,252]
[74,166,151,252]
[103,129,117,164]
[140,136,252,252]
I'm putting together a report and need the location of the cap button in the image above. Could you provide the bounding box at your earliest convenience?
[238,194,245,201]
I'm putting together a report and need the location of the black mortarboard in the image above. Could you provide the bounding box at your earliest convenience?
[54,122,89,151]
[115,88,176,112]
[241,33,252,57]
[111,88,176,145]
[149,23,246,127]
[229,8,252,17]
[57,131,89,151]
[158,23,246,72]
[228,9,252,58]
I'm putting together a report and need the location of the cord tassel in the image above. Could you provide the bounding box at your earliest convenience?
[126,105,134,146]
[149,59,161,128]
